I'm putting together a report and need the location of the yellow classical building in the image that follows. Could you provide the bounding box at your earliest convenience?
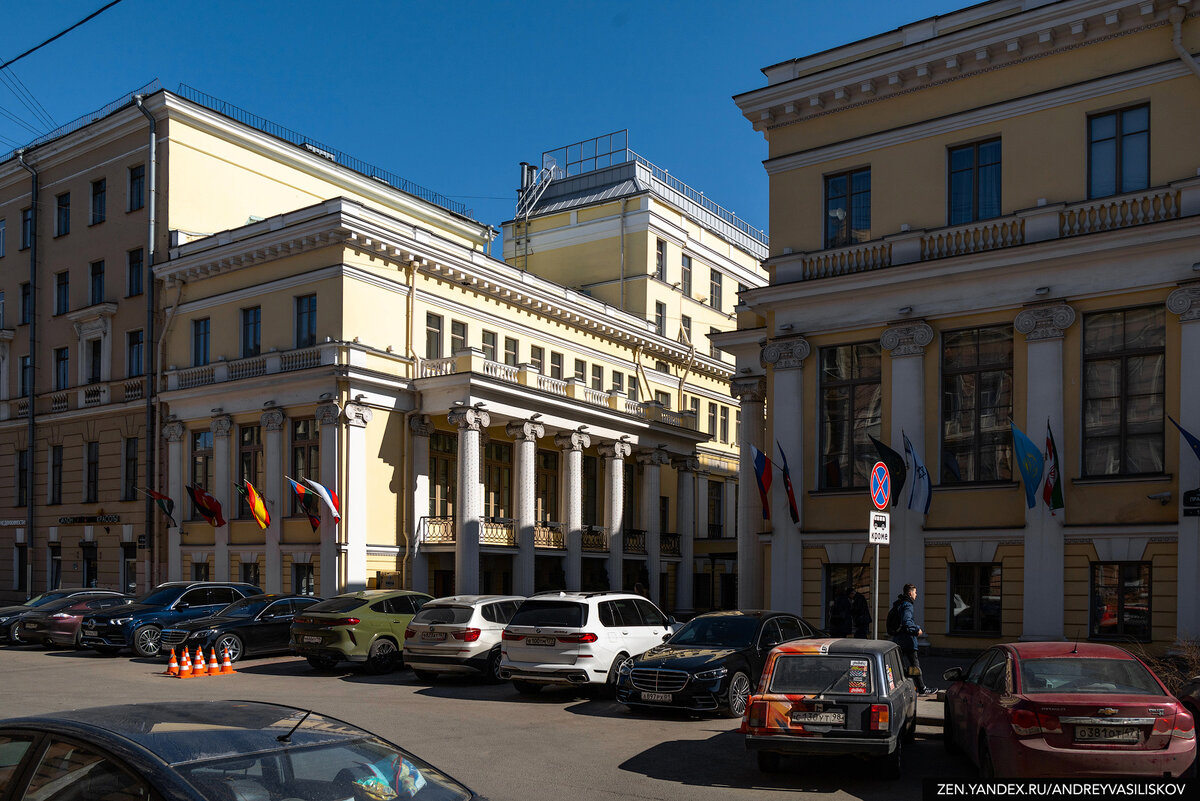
[727,0,1200,652]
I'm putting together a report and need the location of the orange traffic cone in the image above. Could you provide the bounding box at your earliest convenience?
[220,647,235,674]
[178,652,192,679]
[166,649,179,676]
[193,647,206,677]
[208,648,219,675]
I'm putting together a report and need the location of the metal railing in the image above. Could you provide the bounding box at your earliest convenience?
[481,518,516,546]
[660,533,680,556]
[420,516,455,544]
[707,523,725,539]
[581,526,608,552]
[534,523,565,549]
[624,529,647,554]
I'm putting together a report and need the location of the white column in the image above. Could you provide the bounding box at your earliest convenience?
[342,402,373,592]
[674,456,699,615]
[1168,288,1200,643]
[162,421,185,582]
[760,338,810,613]
[211,413,232,581]
[880,322,934,631]
[450,407,489,595]
[410,415,433,594]
[600,441,630,592]
[724,479,737,544]
[556,430,589,591]
[261,408,285,592]
[638,448,669,606]
[507,419,545,596]
[732,377,766,608]
[1014,305,1075,641]
[316,402,341,596]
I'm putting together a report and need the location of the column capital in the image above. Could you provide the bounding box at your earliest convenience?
[162,421,185,442]
[261,407,286,432]
[598,440,632,460]
[730,376,767,403]
[211,413,232,438]
[760,336,810,370]
[409,414,434,437]
[672,454,701,473]
[1014,303,1077,341]
[505,420,545,441]
[315,402,341,426]
[553,429,590,451]
[448,406,490,431]
[344,403,373,428]
[636,447,671,466]
[880,322,934,357]
[1167,286,1200,323]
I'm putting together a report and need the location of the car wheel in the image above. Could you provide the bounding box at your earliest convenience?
[721,671,752,719]
[306,655,339,671]
[978,739,995,780]
[484,647,504,684]
[756,752,781,773]
[215,633,244,663]
[879,738,903,779]
[132,625,162,658]
[602,653,630,699]
[413,669,438,682]
[365,638,400,674]
[902,713,917,744]
[513,680,542,696]
[9,622,22,643]
[943,707,959,753]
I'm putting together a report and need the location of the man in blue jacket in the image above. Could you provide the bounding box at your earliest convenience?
[891,583,935,695]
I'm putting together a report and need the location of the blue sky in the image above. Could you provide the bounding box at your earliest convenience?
[1,0,961,246]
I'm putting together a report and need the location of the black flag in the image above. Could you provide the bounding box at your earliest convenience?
[868,435,907,507]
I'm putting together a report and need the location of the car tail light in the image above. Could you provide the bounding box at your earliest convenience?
[557,632,598,644]
[51,613,73,619]
[748,701,768,728]
[1173,709,1195,741]
[294,617,312,625]
[452,628,481,642]
[1009,703,1059,736]
[331,618,360,627]
[404,628,415,639]
[502,630,524,641]
[870,704,890,732]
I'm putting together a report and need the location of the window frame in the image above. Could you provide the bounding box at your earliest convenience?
[55,192,70,237]
[481,330,497,361]
[1089,561,1152,642]
[654,301,666,336]
[126,329,144,377]
[425,312,443,360]
[294,294,317,348]
[192,318,210,366]
[947,138,1001,226]
[53,346,70,391]
[84,441,100,503]
[20,207,32,250]
[49,444,63,504]
[709,269,723,311]
[450,319,467,354]
[940,325,1014,484]
[503,336,518,367]
[1087,104,1150,200]
[91,178,107,224]
[89,259,105,306]
[824,167,871,249]
[947,562,1003,636]
[680,254,692,295]
[655,238,666,281]
[126,248,144,297]
[123,436,139,501]
[54,271,69,316]
[818,342,883,490]
[128,164,145,211]
[240,306,261,358]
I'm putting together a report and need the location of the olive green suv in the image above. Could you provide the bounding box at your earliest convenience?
[289,590,432,673]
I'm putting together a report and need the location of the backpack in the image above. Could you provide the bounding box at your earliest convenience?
[886,602,903,637]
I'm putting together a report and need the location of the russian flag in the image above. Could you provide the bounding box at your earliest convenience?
[302,477,341,524]
[750,444,772,521]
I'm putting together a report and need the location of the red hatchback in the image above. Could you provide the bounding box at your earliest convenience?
[943,642,1195,778]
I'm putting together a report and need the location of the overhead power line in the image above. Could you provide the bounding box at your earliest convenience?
[0,0,127,72]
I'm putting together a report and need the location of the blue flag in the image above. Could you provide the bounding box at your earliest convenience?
[1170,417,1200,466]
[903,432,932,514]
[1010,421,1045,509]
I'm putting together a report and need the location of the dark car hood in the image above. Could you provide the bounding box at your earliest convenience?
[634,644,744,670]
[84,602,163,621]
[167,616,248,632]
[0,604,34,618]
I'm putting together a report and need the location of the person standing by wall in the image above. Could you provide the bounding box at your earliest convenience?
[890,583,935,694]
[828,586,853,637]
[851,588,871,639]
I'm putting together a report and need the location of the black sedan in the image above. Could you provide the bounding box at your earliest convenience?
[0,700,480,800]
[160,594,321,662]
[0,588,124,643]
[616,609,821,718]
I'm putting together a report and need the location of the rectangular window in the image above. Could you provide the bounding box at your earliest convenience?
[54,347,69,391]
[18,355,31,397]
[1090,562,1151,641]
[612,372,624,393]
[680,314,692,344]
[126,330,144,377]
[1089,105,1149,199]
[191,431,214,501]
[293,563,315,595]
[709,327,720,358]
[238,425,264,518]
[824,564,872,630]
[20,283,30,324]
[122,543,137,593]
[1082,306,1165,476]
[49,445,63,504]
[126,249,143,297]
[20,208,32,249]
[720,406,729,443]
[819,343,883,489]
[54,272,69,315]
[707,481,724,537]
[240,306,261,357]
[85,441,100,503]
[482,330,497,361]
[192,562,210,581]
[16,449,28,506]
[91,179,106,224]
[55,193,70,236]
[550,351,563,379]
[0,218,6,256]
[128,164,145,211]
[824,167,871,248]
[89,260,105,305]
[707,402,717,435]
[709,269,723,311]
[450,320,467,354]
[123,437,139,501]
[629,375,639,402]
[291,418,320,515]
[654,302,666,336]
[530,346,544,373]
[573,358,586,381]
[680,254,692,295]
[654,390,671,409]
[192,318,210,366]
[425,312,443,360]
[948,563,1002,634]
[655,239,666,281]
[87,339,102,384]
[948,139,1001,225]
[591,364,603,390]
[941,326,1013,483]
[504,336,518,366]
[241,561,260,587]
[294,294,317,348]
[655,359,669,374]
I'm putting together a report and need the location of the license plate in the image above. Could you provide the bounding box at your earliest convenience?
[421,632,446,642]
[527,636,556,646]
[302,636,323,644]
[85,626,96,633]
[791,709,846,725]
[25,623,38,630]
[1075,725,1140,743]
[641,691,672,703]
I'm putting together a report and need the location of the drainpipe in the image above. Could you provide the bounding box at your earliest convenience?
[400,259,422,587]
[136,95,158,588]
[619,198,627,311]
[16,149,37,598]
[1170,7,1200,81]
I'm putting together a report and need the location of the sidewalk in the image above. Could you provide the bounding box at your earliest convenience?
[914,652,975,729]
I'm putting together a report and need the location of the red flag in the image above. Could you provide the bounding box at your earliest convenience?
[185,485,226,528]
[750,444,772,521]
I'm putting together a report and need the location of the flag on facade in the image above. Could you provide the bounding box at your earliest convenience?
[775,441,800,524]
[1170,417,1200,466]
[868,435,907,507]
[286,477,322,532]
[235,479,271,530]
[185,485,226,528]
[141,488,177,528]
[1010,421,1045,510]
[1043,422,1064,515]
[902,432,932,514]
[750,444,772,521]
[302,478,342,524]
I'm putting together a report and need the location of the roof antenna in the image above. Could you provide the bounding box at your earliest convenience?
[277,709,313,743]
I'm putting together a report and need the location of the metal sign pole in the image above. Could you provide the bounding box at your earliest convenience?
[873,543,880,640]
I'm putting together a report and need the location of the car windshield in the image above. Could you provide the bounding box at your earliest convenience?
[509,601,585,628]
[305,597,367,614]
[412,606,473,625]
[24,591,69,607]
[177,737,472,801]
[769,655,875,695]
[1019,657,1165,695]
[217,598,270,618]
[667,616,760,648]
[136,586,186,606]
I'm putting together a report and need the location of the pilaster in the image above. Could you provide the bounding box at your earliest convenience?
[555,429,590,591]
[342,402,372,592]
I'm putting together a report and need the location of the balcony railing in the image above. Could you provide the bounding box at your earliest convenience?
[707,523,725,538]
[420,516,455,544]
[921,218,1023,259]
[167,342,341,391]
[481,518,516,546]
[50,393,68,413]
[123,378,145,401]
[1060,187,1180,236]
[624,529,647,554]
[534,522,565,549]
[660,533,680,556]
[581,526,608,552]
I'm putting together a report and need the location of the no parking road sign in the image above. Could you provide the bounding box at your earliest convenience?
[870,461,891,510]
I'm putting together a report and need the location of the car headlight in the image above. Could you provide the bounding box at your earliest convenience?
[112,617,134,626]
[189,629,218,640]
[694,666,729,681]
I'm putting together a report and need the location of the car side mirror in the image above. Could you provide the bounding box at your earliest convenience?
[662,633,671,642]
[175,603,189,611]
[260,613,276,620]
[667,615,677,626]
[943,667,965,682]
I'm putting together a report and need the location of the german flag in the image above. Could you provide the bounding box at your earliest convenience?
[185,485,226,528]
[236,479,271,530]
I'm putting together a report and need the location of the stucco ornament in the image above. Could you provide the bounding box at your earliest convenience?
[1167,287,1200,323]
[760,336,810,370]
[880,322,934,357]
[1014,304,1076,341]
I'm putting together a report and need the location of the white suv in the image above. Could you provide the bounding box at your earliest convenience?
[403,594,523,683]
[499,591,675,694]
